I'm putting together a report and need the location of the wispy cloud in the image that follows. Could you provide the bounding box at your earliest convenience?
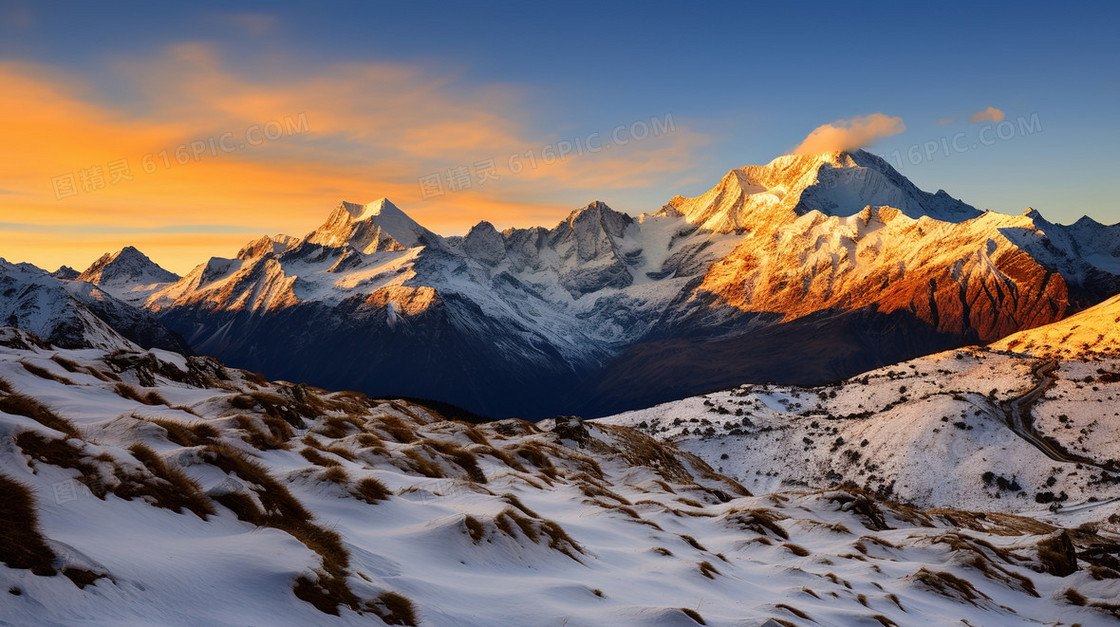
[969,106,1005,123]
[792,113,906,155]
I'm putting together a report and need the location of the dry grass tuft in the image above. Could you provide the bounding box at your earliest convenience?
[126,444,215,519]
[20,360,73,385]
[354,477,390,504]
[0,474,57,576]
[366,591,419,626]
[114,383,168,406]
[203,445,311,522]
[0,393,78,436]
[679,534,708,552]
[301,448,342,468]
[908,568,990,605]
[322,466,349,484]
[782,543,811,557]
[774,604,811,620]
[422,439,486,483]
[698,560,720,579]
[1063,587,1088,605]
[143,417,216,447]
[724,508,789,539]
[463,515,485,544]
[679,607,706,624]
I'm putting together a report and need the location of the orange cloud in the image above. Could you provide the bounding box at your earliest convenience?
[969,106,1005,123]
[0,46,711,274]
[792,113,906,155]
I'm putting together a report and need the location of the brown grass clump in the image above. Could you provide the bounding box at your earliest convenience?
[143,417,216,447]
[321,466,349,484]
[422,439,486,483]
[126,444,215,519]
[774,604,811,620]
[20,360,73,385]
[698,560,720,579]
[301,448,342,468]
[233,415,289,451]
[500,493,540,519]
[0,394,78,437]
[114,383,168,406]
[366,591,419,626]
[463,515,485,544]
[908,568,990,605]
[511,441,559,477]
[0,474,57,575]
[782,543,811,557]
[871,615,899,627]
[354,477,390,504]
[62,567,106,589]
[14,432,100,495]
[312,416,353,439]
[679,607,706,624]
[1063,587,1088,605]
[724,508,789,539]
[401,448,445,478]
[679,534,708,552]
[213,492,264,525]
[372,414,417,443]
[203,445,311,522]
[232,392,308,429]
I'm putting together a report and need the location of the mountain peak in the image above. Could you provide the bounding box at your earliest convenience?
[306,199,442,254]
[50,265,80,280]
[670,150,981,233]
[77,246,179,288]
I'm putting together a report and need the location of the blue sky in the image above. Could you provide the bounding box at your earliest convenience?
[1,0,1118,271]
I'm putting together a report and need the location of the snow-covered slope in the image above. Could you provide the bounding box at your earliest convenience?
[995,292,1120,358]
[88,150,1120,418]
[3,335,1117,626]
[76,246,180,306]
[600,346,1120,515]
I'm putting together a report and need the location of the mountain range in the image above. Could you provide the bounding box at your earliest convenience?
[18,149,1120,419]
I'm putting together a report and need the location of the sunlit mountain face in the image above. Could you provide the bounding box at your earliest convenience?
[47,150,1120,419]
[3,4,1120,626]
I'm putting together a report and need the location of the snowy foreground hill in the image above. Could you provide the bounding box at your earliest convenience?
[1,328,1119,625]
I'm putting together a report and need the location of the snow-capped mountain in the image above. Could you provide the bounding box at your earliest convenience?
[77,150,1120,418]
[3,334,1117,625]
[0,259,188,353]
[76,246,180,306]
[49,266,79,280]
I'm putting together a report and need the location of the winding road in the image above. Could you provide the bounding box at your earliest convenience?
[1000,359,1120,473]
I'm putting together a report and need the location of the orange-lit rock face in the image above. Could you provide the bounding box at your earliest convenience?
[360,286,440,317]
[687,206,1069,341]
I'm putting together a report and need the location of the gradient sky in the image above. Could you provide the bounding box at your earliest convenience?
[1,0,1118,274]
